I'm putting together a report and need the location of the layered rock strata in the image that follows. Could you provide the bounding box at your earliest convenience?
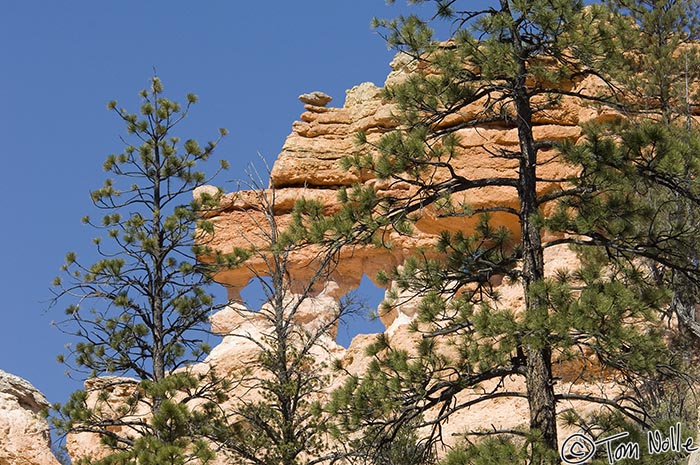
[193,54,629,450]
[69,53,689,461]
[205,53,614,330]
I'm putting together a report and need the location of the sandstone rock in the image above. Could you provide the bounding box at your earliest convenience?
[384,52,416,87]
[344,82,382,109]
[298,91,332,107]
[204,304,278,378]
[208,44,634,343]
[193,50,640,459]
[65,377,142,463]
[0,370,59,465]
[208,280,346,369]
[71,52,658,464]
[193,184,221,202]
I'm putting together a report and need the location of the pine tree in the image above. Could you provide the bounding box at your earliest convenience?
[314,1,700,464]
[553,0,700,450]
[207,173,363,465]
[604,0,700,121]
[51,77,243,465]
[603,0,700,344]
[215,175,360,465]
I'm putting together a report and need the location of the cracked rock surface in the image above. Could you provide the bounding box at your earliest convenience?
[0,369,59,465]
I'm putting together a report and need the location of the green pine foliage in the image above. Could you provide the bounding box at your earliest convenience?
[302,1,700,464]
[51,77,244,464]
[604,0,700,120]
[601,0,700,345]
[442,437,529,465]
[209,182,364,465]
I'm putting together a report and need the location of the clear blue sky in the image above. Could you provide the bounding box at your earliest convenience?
[0,1,448,406]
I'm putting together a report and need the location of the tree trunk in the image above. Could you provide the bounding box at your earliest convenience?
[152,138,165,416]
[514,78,559,463]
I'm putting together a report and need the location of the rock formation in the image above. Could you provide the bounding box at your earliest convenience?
[67,53,700,462]
[195,53,628,451]
[204,52,613,330]
[0,370,59,465]
[195,52,700,462]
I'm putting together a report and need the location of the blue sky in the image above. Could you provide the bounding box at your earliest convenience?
[0,1,448,406]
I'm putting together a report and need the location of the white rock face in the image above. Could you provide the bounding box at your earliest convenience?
[0,369,59,465]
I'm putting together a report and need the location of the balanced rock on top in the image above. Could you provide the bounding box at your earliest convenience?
[298,91,332,107]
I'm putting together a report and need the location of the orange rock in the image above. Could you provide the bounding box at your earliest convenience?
[70,52,631,463]
[188,52,628,457]
[204,49,610,337]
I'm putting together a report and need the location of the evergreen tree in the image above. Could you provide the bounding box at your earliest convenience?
[207,174,363,465]
[605,0,700,121]
[51,77,242,464]
[559,4,700,443]
[311,1,700,464]
[603,0,700,343]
